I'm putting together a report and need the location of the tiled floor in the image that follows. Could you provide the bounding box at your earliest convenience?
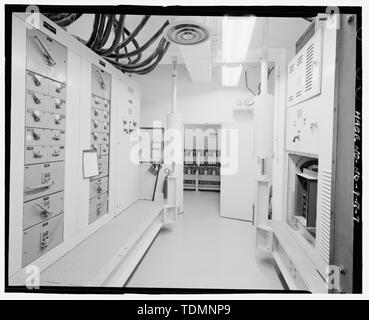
[127,191,285,290]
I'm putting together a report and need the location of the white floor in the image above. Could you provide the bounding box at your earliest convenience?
[127,191,285,290]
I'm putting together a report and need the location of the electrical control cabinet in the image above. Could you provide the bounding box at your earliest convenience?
[89,65,111,223]
[21,27,67,267]
[10,13,142,284]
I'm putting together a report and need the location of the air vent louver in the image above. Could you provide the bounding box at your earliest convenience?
[287,27,323,107]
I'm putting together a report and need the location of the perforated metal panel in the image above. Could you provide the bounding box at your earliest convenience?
[320,170,332,263]
[287,27,323,107]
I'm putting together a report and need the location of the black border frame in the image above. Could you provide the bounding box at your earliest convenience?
[4,4,362,295]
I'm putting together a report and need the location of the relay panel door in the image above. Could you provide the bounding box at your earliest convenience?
[22,28,67,267]
[89,64,111,224]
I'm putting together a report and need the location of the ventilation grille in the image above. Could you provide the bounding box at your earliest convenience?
[164,20,210,46]
[319,169,332,263]
[287,27,323,107]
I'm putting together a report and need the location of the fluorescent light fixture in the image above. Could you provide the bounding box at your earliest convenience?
[222,64,243,86]
[222,16,256,63]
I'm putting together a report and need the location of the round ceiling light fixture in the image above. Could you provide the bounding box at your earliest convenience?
[163,20,211,46]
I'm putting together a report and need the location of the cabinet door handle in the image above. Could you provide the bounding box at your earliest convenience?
[52,149,61,157]
[25,180,54,192]
[55,98,63,109]
[33,151,43,158]
[95,70,106,90]
[40,231,50,249]
[32,111,41,122]
[54,115,62,124]
[34,35,56,66]
[96,203,103,215]
[35,203,54,217]
[32,131,41,140]
[32,93,41,105]
[29,72,42,87]
[52,134,61,141]
[56,83,65,93]
[95,183,103,194]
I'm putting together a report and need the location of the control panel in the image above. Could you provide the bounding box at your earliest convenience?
[89,64,111,224]
[285,105,319,155]
[22,28,67,267]
[122,85,138,136]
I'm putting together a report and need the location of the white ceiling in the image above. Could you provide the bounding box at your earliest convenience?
[66,14,310,82]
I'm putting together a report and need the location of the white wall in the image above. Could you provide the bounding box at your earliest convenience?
[134,63,272,201]
[133,63,264,127]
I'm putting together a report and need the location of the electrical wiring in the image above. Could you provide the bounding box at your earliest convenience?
[45,13,82,27]
[99,14,115,50]
[85,14,101,48]
[108,40,170,75]
[245,70,256,96]
[130,41,171,75]
[256,65,276,96]
[92,14,107,50]
[98,14,125,56]
[110,20,169,59]
[116,15,151,51]
[45,13,170,74]
[122,27,142,64]
[107,37,168,71]
[121,30,131,64]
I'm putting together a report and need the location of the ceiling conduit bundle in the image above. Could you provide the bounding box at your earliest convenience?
[45,12,171,75]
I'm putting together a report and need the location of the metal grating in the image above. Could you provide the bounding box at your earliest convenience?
[305,43,315,92]
[319,170,332,263]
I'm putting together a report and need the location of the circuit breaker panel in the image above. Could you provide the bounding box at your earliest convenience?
[22,28,67,267]
[89,64,111,224]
